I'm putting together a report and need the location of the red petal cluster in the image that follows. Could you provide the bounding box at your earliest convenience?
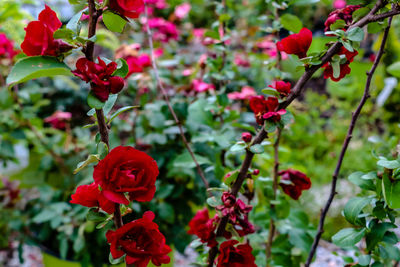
[277,28,312,59]
[70,183,115,214]
[106,211,171,267]
[21,5,72,57]
[93,146,159,204]
[216,240,257,267]
[146,18,179,43]
[187,208,218,247]
[249,96,286,125]
[125,54,151,78]
[268,80,291,97]
[325,5,361,32]
[72,57,125,101]
[0,33,18,61]
[279,169,311,200]
[109,0,144,18]
[322,47,358,82]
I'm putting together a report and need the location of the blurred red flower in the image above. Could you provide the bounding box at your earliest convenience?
[277,28,312,59]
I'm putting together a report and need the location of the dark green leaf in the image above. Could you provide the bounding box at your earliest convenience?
[112,58,129,78]
[348,171,375,191]
[343,197,370,225]
[382,174,400,209]
[332,228,366,247]
[108,106,138,123]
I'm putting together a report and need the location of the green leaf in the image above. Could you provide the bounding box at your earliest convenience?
[261,88,280,97]
[281,110,294,126]
[377,158,400,169]
[346,27,364,42]
[73,154,100,174]
[112,58,129,78]
[230,142,246,152]
[32,210,57,223]
[207,196,221,207]
[103,94,118,116]
[332,228,366,247]
[341,41,354,52]
[366,222,396,251]
[204,30,220,40]
[66,9,85,32]
[352,7,370,22]
[53,28,75,41]
[379,242,400,261]
[97,141,108,159]
[6,56,72,86]
[264,120,277,133]
[382,174,400,209]
[348,171,375,191]
[103,10,127,33]
[358,255,371,266]
[87,91,105,109]
[329,19,346,31]
[331,60,341,79]
[86,208,108,222]
[173,152,211,168]
[387,61,400,78]
[224,171,239,186]
[158,202,175,223]
[250,144,264,154]
[108,106,138,123]
[343,197,370,226]
[109,252,124,264]
[280,14,302,33]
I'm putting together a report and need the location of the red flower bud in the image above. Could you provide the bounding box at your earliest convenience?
[253,169,260,175]
[241,132,252,143]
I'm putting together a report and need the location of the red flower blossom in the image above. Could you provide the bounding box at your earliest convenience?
[268,81,291,97]
[93,146,159,205]
[322,47,358,82]
[249,96,286,125]
[277,28,312,59]
[188,208,217,247]
[146,18,179,42]
[106,211,171,267]
[72,57,125,101]
[279,169,311,200]
[217,240,257,267]
[227,86,256,101]
[0,33,18,61]
[109,0,144,19]
[44,111,72,130]
[21,5,72,57]
[325,5,361,32]
[70,183,115,214]
[125,54,151,78]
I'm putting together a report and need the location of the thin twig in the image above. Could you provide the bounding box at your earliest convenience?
[266,128,282,262]
[207,1,399,265]
[304,13,394,267]
[143,4,210,191]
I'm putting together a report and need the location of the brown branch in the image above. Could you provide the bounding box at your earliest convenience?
[265,128,282,262]
[304,12,393,267]
[207,1,399,265]
[143,4,210,191]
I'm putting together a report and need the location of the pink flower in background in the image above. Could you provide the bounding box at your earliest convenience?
[144,0,168,9]
[153,47,164,58]
[334,0,346,9]
[44,111,72,130]
[192,79,215,93]
[0,33,18,60]
[234,54,250,67]
[146,18,179,42]
[175,3,191,19]
[125,54,152,78]
[182,69,193,76]
[193,28,206,39]
[256,38,288,60]
[227,86,256,100]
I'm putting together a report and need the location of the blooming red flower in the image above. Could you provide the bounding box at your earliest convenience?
[0,33,18,61]
[279,169,311,200]
[322,47,358,82]
[277,28,312,59]
[249,96,285,125]
[325,5,361,32]
[125,54,151,78]
[109,0,144,19]
[106,211,171,267]
[241,132,252,143]
[217,240,257,267]
[269,81,291,97]
[72,57,125,101]
[44,111,72,130]
[188,208,217,247]
[70,183,115,214]
[93,146,159,205]
[21,5,72,57]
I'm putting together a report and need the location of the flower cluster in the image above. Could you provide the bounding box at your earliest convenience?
[277,28,312,59]
[249,96,286,125]
[146,18,179,43]
[325,5,361,32]
[21,5,72,57]
[72,57,125,101]
[227,86,256,101]
[187,208,218,247]
[0,33,18,62]
[71,146,171,265]
[278,169,312,200]
[322,47,358,82]
[269,81,291,97]
[125,54,151,77]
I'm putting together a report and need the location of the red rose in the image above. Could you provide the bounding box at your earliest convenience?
[217,240,257,267]
[249,96,285,125]
[72,57,125,101]
[109,0,144,19]
[268,81,291,97]
[188,208,217,247]
[21,5,72,56]
[106,211,171,267]
[279,169,311,200]
[325,5,361,32]
[277,28,312,59]
[93,146,159,205]
[322,47,358,82]
[70,183,115,214]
